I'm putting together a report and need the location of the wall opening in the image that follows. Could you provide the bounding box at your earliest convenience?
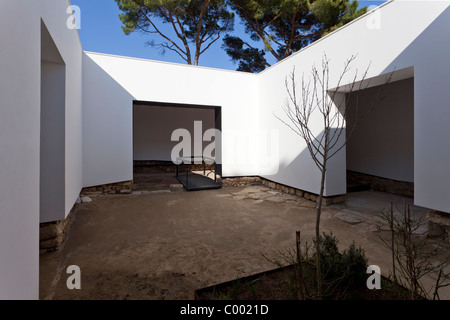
[40,21,66,223]
[346,77,414,198]
[132,101,222,191]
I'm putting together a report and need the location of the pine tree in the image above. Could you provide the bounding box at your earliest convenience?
[223,0,367,72]
[116,0,234,65]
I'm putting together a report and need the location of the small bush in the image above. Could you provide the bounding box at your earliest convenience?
[340,243,368,289]
[311,232,368,299]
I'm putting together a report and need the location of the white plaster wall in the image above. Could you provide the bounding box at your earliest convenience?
[257,0,450,202]
[404,5,450,214]
[133,105,215,161]
[0,1,41,300]
[0,0,83,299]
[83,52,259,187]
[40,0,83,218]
[346,78,414,183]
[82,53,134,187]
[40,61,66,223]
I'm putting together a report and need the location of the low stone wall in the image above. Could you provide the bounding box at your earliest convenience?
[40,206,78,253]
[347,171,414,198]
[260,178,345,206]
[221,176,262,187]
[81,180,133,196]
[221,176,345,206]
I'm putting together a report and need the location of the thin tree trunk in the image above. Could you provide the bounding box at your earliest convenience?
[390,202,397,282]
[315,163,327,298]
[433,269,443,300]
[296,231,305,300]
[278,55,394,300]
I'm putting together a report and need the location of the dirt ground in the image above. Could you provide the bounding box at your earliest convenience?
[39,185,450,300]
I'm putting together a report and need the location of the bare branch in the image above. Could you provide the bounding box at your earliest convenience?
[277,54,397,297]
[138,8,189,61]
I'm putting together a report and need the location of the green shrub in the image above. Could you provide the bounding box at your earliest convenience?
[312,232,368,298]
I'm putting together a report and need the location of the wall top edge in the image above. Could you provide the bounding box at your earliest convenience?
[83,51,258,77]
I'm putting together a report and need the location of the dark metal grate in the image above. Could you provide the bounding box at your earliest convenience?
[177,172,222,191]
[176,156,222,191]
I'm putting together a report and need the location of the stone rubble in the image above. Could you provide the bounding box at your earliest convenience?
[222,186,318,208]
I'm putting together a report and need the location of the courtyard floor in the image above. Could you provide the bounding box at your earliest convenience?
[39,182,450,300]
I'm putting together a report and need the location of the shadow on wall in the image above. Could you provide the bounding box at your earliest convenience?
[381,6,450,211]
[82,53,135,188]
[265,52,419,198]
[382,6,450,75]
[40,21,66,224]
[261,128,347,198]
[346,78,414,183]
[263,71,400,198]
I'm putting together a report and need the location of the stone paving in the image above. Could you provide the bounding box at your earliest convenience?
[223,185,431,235]
[224,186,317,208]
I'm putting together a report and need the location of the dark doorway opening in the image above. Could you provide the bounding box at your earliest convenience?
[132,101,222,191]
[346,77,414,198]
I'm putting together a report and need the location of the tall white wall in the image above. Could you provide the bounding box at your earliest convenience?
[257,1,450,202]
[133,105,215,161]
[40,61,66,223]
[0,0,83,299]
[82,53,135,187]
[82,52,259,187]
[346,78,414,183]
[395,5,450,214]
[0,1,41,300]
[40,1,84,218]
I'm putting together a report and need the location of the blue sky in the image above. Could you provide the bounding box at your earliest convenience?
[70,0,387,71]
